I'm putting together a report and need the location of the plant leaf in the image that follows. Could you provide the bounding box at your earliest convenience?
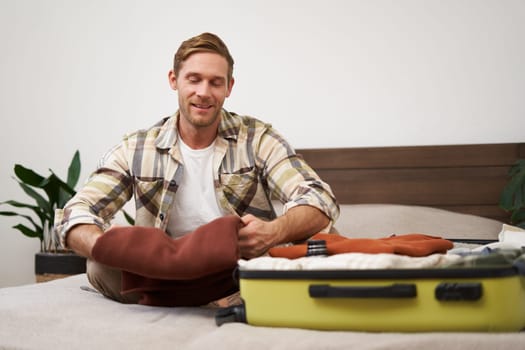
[0,200,47,229]
[512,171,525,209]
[0,199,39,211]
[67,150,81,188]
[0,208,43,227]
[499,170,525,211]
[14,164,45,186]
[38,174,60,208]
[122,210,135,225]
[0,210,20,217]
[47,172,76,196]
[500,179,518,210]
[47,171,77,208]
[510,209,525,225]
[500,159,525,228]
[16,180,51,213]
[12,223,43,241]
[508,159,525,178]
[4,155,83,251]
[0,209,44,240]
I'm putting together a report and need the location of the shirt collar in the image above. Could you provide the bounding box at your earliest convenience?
[155,109,240,150]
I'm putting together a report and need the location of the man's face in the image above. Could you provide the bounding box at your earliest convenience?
[169,52,234,130]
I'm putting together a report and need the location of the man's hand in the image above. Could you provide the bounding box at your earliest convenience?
[238,206,331,259]
[238,214,282,259]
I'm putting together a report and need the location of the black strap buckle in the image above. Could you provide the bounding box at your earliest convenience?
[306,239,327,257]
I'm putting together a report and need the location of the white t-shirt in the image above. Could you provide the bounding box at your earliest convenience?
[167,138,225,238]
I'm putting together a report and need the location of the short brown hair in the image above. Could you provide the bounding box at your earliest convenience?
[173,32,234,82]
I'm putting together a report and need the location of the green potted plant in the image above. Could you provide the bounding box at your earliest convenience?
[0,151,85,282]
[499,159,525,229]
[0,151,133,282]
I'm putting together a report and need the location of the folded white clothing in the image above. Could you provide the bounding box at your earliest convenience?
[238,253,461,271]
[498,224,525,248]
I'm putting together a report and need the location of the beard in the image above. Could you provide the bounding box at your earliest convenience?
[179,96,222,128]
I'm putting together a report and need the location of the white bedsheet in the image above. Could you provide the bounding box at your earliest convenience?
[2,205,522,349]
[1,273,524,350]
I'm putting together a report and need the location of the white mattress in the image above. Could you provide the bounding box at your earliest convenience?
[1,205,522,350]
[1,273,524,350]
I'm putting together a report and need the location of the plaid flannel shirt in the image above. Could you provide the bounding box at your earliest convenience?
[55,110,339,247]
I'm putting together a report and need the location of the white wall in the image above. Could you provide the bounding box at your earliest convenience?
[1,0,524,287]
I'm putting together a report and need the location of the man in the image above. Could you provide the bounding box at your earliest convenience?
[55,32,339,303]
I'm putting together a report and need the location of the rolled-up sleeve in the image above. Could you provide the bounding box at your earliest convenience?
[54,142,133,248]
[257,127,340,229]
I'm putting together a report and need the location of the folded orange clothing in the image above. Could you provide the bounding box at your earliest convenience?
[91,215,242,306]
[268,233,454,259]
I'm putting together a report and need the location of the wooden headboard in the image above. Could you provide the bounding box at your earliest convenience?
[297,143,524,222]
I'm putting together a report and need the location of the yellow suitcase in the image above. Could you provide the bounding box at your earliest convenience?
[217,258,525,332]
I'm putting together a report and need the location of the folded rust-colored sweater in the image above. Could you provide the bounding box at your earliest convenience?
[269,233,454,259]
[91,215,242,306]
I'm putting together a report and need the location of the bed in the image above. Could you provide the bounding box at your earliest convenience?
[1,143,524,350]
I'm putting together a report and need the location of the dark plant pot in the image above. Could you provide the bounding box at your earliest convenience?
[35,251,87,283]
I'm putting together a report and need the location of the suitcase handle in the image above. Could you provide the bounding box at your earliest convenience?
[309,283,417,299]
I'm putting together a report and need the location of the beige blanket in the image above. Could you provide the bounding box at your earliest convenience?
[1,205,522,349]
[1,274,524,350]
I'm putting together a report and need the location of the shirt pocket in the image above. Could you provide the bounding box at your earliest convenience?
[133,178,165,212]
[220,167,258,197]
